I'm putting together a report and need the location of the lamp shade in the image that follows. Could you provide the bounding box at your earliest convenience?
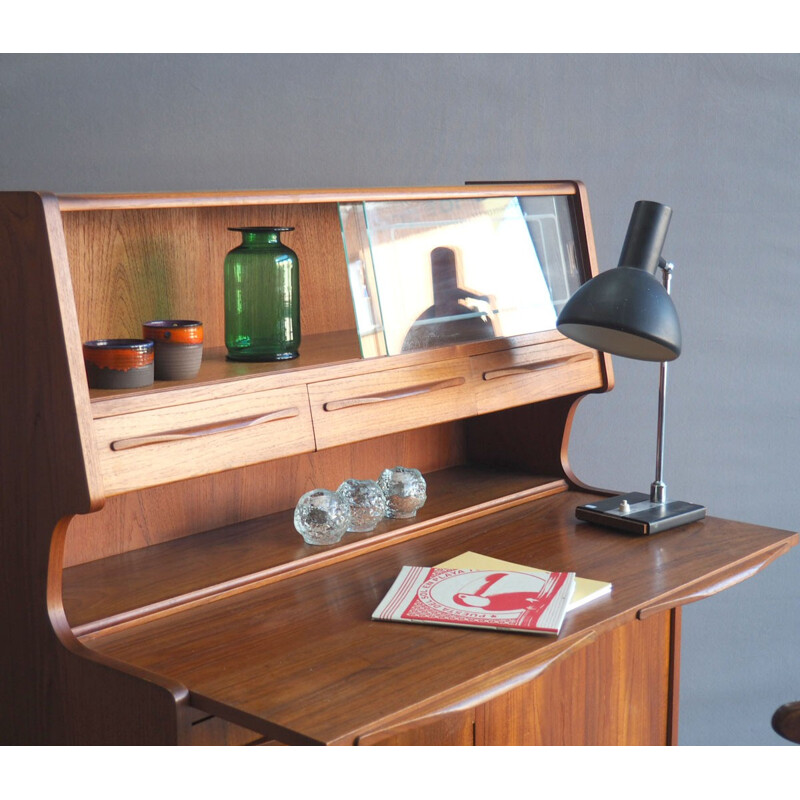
[556,201,681,362]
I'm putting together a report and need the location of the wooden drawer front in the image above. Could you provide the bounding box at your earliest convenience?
[308,359,476,450]
[93,385,314,495]
[471,339,603,415]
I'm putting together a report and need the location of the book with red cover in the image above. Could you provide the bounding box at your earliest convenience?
[372,566,576,635]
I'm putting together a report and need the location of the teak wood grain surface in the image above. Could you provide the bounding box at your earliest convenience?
[83,488,797,745]
[3,183,795,745]
[63,468,564,633]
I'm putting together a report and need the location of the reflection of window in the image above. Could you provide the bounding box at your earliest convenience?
[518,195,583,314]
[340,196,580,357]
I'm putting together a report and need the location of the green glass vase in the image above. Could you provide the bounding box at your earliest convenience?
[224,226,301,361]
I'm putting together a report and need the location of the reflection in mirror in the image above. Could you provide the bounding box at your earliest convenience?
[339,195,584,357]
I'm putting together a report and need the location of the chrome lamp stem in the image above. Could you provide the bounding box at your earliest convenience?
[650,260,673,505]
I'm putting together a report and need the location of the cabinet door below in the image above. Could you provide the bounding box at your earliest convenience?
[479,613,674,745]
[357,708,475,746]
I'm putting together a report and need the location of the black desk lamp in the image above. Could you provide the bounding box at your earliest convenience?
[556,200,706,534]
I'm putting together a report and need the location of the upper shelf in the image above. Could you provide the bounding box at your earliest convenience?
[58,182,596,355]
[56,181,604,426]
[87,328,584,417]
[56,183,585,212]
[87,332,362,415]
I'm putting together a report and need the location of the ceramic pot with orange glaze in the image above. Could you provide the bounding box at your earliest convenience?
[83,339,155,389]
[142,320,204,380]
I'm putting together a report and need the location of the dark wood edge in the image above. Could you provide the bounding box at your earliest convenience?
[184,693,324,746]
[666,607,682,746]
[637,539,798,620]
[56,182,582,212]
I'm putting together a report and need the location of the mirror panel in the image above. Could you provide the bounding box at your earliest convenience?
[340,195,584,357]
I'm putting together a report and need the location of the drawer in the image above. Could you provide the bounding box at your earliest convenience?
[93,384,314,495]
[470,339,604,415]
[308,358,477,450]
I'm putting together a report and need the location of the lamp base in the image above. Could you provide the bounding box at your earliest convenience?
[576,492,706,535]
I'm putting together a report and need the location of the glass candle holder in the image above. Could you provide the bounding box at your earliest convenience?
[377,466,427,519]
[293,489,350,545]
[337,479,387,533]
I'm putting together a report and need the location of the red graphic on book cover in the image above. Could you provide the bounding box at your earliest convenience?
[400,568,570,632]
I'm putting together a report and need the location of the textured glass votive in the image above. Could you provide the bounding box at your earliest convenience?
[294,489,350,545]
[378,466,427,519]
[337,479,387,533]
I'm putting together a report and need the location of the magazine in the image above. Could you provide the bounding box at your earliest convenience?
[372,565,575,635]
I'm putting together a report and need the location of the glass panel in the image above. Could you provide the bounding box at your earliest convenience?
[340,195,584,357]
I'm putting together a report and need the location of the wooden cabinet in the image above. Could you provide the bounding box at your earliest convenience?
[0,183,796,745]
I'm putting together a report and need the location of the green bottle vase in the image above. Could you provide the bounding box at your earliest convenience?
[224,226,301,361]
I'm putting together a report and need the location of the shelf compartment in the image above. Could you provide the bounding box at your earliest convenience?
[62,202,355,351]
[88,333,363,417]
[64,466,567,636]
[86,329,581,418]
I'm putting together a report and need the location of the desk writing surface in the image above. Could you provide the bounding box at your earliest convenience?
[84,488,797,745]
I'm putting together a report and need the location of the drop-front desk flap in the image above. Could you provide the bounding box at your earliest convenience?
[79,486,797,746]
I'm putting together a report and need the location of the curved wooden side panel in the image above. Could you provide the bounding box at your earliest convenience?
[45,517,191,744]
[0,192,103,510]
[462,180,614,489]
[0,192,184,743]
[464,392,611,488]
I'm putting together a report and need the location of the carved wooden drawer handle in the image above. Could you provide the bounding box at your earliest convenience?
[637,541,795,620]
[482,352,593,381]
[110,407,301,451]
[323,376,466,412]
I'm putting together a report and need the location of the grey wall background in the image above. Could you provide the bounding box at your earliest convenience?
[2,53,797,745]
